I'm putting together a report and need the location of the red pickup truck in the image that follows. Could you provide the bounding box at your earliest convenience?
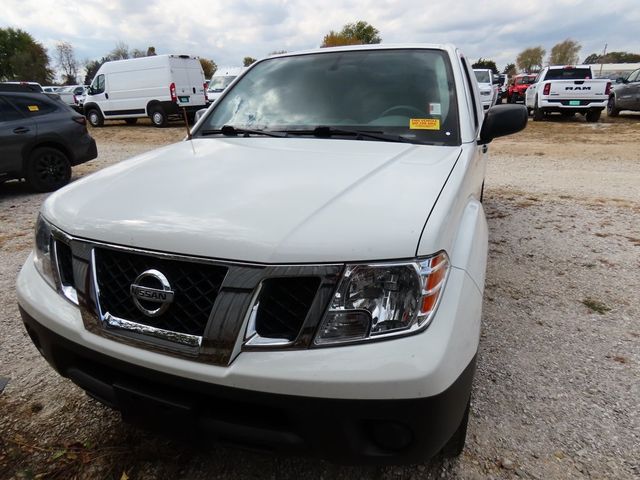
[507,74,537,103]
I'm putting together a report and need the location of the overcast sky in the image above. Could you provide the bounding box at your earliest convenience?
[2,0,639,80]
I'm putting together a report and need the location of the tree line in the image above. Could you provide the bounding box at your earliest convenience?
[0,28,223,85]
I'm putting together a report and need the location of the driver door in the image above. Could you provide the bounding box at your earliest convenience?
[0,96,36,177]
[88,74,111,113]
[617,69,639,109]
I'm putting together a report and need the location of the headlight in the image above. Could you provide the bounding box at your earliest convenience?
[314,252,449,345]
[34,214,56,288]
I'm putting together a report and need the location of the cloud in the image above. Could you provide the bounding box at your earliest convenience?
[1,0,638,79]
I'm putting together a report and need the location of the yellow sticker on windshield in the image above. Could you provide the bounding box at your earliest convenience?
[28,105,39,112]
[410,118,440,130]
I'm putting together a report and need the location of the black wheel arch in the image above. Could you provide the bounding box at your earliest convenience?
[83,102,102,115]
[146,100,162,115]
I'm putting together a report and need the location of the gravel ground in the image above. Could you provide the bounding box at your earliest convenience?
[1,114,639,479]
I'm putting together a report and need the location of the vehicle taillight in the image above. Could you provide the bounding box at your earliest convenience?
[605,82,611,95]
[543,83,551,95]
[203,83,208,102]
[170,82,177,102]
[73,94,77,104]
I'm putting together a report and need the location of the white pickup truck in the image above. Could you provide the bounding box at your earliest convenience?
[525,65,611,122]
[473,68,497,111]
[17,44,527,464]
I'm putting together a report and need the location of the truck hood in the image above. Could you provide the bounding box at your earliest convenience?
[44,138,460,263]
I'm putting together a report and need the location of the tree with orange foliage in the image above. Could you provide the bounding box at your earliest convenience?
[320,21,381,48]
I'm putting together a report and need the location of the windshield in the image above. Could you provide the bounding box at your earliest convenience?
[544,68,592,81]
[515,76,535,85]
[474,70,491,84]
[197,49,460,146]
[208,75,236,91]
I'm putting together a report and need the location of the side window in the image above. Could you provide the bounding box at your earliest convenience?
[7,96,57,117]
[0,97,25,122]
[460,56,480,131]
[91,74,105,94]
[628,70,640,82]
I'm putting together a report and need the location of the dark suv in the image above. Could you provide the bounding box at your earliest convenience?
[607,68,640,116]
[0,89,97,191]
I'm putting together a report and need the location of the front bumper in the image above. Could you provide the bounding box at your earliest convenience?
[17,253,482,462]
[21,308,476,464]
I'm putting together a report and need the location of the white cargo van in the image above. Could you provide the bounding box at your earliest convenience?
[206,67,245,103]
[84,54,207,127]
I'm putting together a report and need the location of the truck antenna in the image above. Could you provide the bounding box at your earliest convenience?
[182,107,192,140]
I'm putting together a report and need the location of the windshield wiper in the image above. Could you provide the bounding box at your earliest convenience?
[199,125,288,138]
[281,126,415,144]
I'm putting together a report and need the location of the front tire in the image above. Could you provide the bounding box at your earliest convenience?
[150,107,167,128]
[586,110,601,123]
[532,98,544,121]
[86,108,104,127]
[25,147,71,192]
[607,96,620,117]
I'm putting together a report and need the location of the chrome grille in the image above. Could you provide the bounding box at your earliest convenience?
[94,248,227,336]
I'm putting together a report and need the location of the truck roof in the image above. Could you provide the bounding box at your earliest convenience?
[268,43,457,59]
[546,65,591,70]
[102,54,199,67]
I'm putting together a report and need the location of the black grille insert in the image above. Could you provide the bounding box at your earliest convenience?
[255,277,321,341]
[94,248,227,336]
[55,240,74,287]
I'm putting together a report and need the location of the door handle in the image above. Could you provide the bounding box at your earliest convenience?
[105,93,109,99]
[13,127,30,134]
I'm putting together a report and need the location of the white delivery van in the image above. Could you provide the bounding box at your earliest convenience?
[84,54,207,127]
[206,67,245,103]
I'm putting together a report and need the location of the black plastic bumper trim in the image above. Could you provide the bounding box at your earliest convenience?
[19,306,476,465]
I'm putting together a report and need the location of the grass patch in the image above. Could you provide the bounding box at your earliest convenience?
[582,298,611,314]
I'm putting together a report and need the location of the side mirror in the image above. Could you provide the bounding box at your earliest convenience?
[478,104,527,144]
[194,108,207,123]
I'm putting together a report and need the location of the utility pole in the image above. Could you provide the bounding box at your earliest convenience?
[599,43,607,77]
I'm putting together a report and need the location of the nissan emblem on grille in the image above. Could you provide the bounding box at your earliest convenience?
[129,269,175,317]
